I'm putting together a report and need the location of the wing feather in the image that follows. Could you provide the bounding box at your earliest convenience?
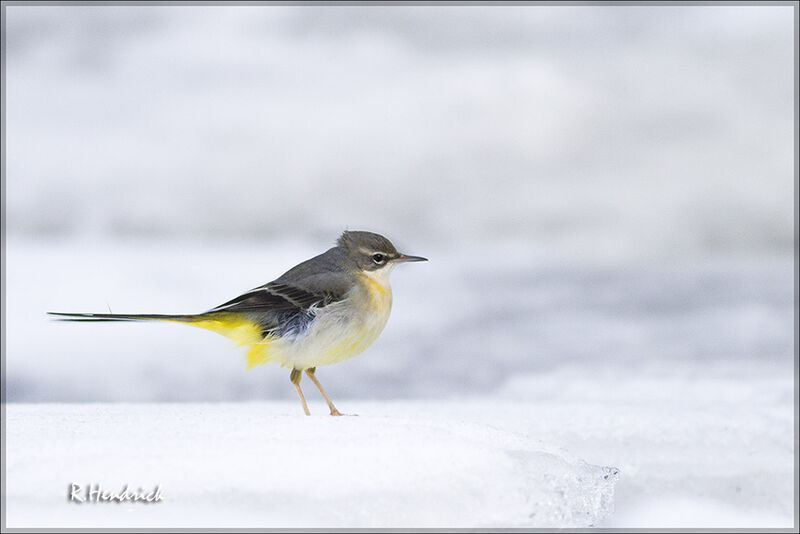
[207,281,345,339]
[209,282,338,313]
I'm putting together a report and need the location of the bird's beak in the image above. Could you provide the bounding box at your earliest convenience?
[393,253,428,263]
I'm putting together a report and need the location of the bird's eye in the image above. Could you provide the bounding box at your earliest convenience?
[372,253,386,264]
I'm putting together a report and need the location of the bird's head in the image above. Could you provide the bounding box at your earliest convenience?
[337,230,427,275]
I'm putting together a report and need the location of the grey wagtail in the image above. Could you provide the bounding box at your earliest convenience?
[48,231,427,416]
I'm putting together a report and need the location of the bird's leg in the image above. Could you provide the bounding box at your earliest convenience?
[305,367,343,416]
[290,368,310,416]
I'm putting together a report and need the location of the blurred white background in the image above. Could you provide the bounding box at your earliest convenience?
[4,5,796,528]
[4,5,795,402]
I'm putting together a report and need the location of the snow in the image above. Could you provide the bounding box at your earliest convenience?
[6,403,620,528]
[5,358,794,528]
[494,362,795,528]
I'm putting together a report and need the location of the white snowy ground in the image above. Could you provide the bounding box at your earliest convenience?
[4,238,797,528]
[5,359,795,528]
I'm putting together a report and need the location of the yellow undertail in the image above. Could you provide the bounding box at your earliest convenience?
[49,310,275,369]
[168,313,272,369]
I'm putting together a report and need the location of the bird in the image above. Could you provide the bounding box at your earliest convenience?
[48,230,427,416]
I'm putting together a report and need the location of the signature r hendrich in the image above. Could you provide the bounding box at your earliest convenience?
[69,483,163,504]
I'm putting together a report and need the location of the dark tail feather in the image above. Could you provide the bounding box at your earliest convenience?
[47,312,196,323]
[48,310,264,347]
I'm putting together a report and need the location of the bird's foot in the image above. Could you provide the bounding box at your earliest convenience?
[329,409,358,417]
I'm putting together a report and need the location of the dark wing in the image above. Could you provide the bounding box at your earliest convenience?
[209,282,341,313]
[208,247,355,338]
[207,281,346,339]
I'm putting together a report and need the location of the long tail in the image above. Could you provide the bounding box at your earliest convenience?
[48,312,196,323]
[47,311,265,348]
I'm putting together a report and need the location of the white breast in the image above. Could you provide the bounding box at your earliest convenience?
[268,269,394,370]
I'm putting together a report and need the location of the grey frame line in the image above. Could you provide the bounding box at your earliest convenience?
[0,1,797,532]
